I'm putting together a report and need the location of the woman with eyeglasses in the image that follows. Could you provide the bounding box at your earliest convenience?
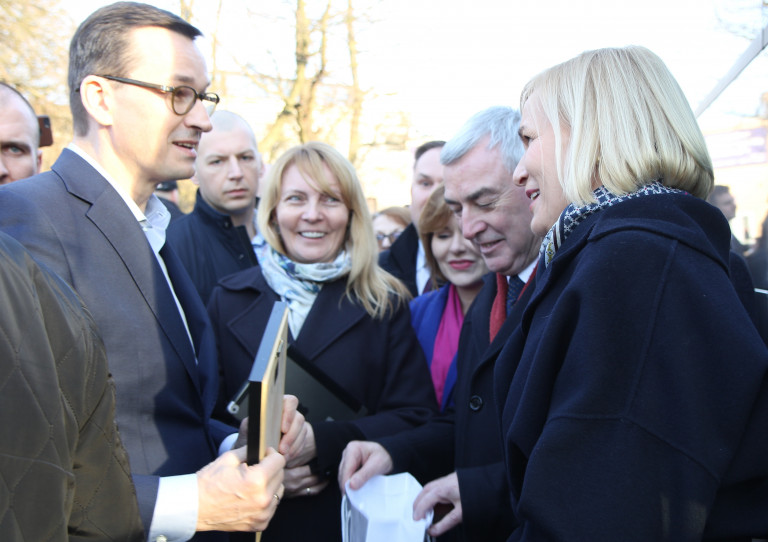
[372,205,411,252]
[207,142,437,541]
[409,185,488,411]
[494,45,768,539]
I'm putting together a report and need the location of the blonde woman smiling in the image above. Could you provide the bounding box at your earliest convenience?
[495,46,768,540]
[207,141,437,542]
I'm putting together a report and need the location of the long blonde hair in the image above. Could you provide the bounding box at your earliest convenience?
[258,142,410,318]
[520,45,713,205]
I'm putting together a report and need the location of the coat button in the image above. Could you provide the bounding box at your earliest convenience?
[469,395,483,411]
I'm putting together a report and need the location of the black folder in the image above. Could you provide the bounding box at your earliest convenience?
[285,346,368,424]
[228,303,368,434]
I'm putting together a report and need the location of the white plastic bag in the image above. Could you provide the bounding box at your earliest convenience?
[341,472,433,542]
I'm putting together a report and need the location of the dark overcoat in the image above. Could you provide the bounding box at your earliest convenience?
[167,191,257,305]
[207,265,438,541]
[381,271,531,541]
[494,194,768,540]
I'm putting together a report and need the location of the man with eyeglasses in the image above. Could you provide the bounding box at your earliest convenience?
[0,3,305,541]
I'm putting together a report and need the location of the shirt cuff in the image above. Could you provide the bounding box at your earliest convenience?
[147,474,198,542]
[219,432,239,455]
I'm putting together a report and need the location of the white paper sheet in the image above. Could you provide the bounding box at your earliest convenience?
[341,473,433,542]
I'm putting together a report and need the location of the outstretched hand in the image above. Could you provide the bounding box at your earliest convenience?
[337,440,394,493]
[412,471,462,538]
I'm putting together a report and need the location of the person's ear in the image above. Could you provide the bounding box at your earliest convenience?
[79,75,116,128]
[35,149,43,174]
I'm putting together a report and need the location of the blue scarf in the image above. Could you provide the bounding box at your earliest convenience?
[254,234,352,337]
[541,181,685,267]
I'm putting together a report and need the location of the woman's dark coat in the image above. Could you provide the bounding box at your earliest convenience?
[207,265,437,541]
[494,194,768,541]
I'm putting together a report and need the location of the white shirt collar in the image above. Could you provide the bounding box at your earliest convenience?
[513,259,537,284]
[67,143,171,251]
[415,239,430,294]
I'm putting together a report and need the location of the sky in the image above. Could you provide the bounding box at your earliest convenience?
[61,0,767,139]
[59,0,767,212]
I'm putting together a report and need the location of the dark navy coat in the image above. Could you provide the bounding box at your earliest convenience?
[380,271,532,542]
[167,191,257,305]
[494,193,768,540]
[379,222,420,297]
[207,265,438,541]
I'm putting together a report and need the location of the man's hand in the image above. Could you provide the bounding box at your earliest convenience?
[337,441,394,493]
[412,471,462,538]
[196,446,285,532]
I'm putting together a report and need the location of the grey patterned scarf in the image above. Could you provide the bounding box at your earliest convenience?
[541,181,686,267]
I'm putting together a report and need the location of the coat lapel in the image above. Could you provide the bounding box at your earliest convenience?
[471,272,536,380]
[226,276,280,360]
[55,151,202,390]
[224,270,366,363]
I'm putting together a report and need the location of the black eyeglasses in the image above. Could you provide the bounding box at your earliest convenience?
[97,75,220,115]
[376,231,402,244]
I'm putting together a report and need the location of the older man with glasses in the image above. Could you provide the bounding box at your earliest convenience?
[0,3,305,541]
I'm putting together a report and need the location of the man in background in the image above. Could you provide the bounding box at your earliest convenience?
[167,110,262,304]
[0,82,47,184]
[379,140,445,296]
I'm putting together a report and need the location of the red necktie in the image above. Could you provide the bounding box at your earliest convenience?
[489,273,507,342]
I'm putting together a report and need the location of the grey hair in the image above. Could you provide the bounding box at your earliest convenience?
[440,106,523,173]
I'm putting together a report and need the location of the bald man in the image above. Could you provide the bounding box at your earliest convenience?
[0,83,43,184]
[166,110,264,304]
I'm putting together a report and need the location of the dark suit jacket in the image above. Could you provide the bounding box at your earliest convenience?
[207,265,438,541]
[379,222,420,297]
[0,149,231,536]
[379,271,533,542]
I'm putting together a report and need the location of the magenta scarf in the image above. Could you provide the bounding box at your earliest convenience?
[431,284,464,404]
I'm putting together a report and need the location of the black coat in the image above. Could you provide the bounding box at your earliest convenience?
[167,192,257,305]
[379,223,420,297]
[379,271,532,542]
[495,194,768,540]
[207,266,438,541]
